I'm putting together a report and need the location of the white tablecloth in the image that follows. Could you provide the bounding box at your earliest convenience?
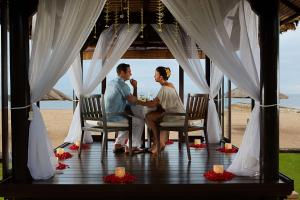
[131,105,156,119]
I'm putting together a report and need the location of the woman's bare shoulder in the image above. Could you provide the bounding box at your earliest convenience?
[165,82,175,89]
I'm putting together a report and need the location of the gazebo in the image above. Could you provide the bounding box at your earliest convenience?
[1,0,299,199]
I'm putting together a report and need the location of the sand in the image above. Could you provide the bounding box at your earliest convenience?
[1,104,300,149]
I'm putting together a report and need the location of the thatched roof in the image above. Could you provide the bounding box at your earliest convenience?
[279,0,300,32]
[8,88,71,101]
[225,88,288,99]
[42,88,71,101]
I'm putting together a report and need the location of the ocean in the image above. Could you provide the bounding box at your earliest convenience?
[38,94,300,110]
[31,59,300,110]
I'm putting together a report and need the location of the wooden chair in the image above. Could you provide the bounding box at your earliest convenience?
[79,94,132,162]
[157,93,209,161]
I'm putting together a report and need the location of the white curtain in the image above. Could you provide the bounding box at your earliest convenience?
[207,63,223,143]
[28,0,105,180]
[64,24,141,144]
[162,0,260,176]
[152,24,222,143]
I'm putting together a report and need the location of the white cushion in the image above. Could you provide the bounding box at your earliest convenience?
[86,120,129,128]
[160,119,203,127]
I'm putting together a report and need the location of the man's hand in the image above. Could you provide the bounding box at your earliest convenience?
[130,79,137,88]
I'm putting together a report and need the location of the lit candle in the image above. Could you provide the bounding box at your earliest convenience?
[194,139,201,145]
[75,141,80,147]
[56,148,64,155]
[115,167,126,178]
[225,143,232,150]
[213,165,224,174]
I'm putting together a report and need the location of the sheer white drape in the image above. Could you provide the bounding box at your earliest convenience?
[152,24,222,143]
[64,56,93,144]
[64,24,141,144]
[28,0,105,180]
[162,0,260,176]
[207,63,223,143]
[227,1,260,176]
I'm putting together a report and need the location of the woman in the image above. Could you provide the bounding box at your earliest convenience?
[137,66,185,154]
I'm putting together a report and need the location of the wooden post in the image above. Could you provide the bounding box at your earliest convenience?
[179,66,184,103]
[228,80,232,142]
[178,65,184,146]
[102,78,107,94]
[217,86,222,120]
[205,56,210,87]
[9,0,33,181]
[257,0,280,182]
[1,0,10,179]
[251,98,255,110]
[221,76,225,138]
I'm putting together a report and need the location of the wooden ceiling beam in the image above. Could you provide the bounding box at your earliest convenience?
[281,0,300,13]
[280,13,300,24]
[83,49,205,60]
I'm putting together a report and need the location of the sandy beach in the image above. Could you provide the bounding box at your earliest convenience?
[1,104,300,149]
[41,104,300,149]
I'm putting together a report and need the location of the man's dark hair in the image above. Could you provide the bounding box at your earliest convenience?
[116,63,130,74]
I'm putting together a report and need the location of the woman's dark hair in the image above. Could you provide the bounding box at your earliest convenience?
[116,63,130,74]
[156,66,171,81]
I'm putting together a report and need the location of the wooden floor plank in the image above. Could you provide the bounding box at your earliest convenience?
[0,141,293,199]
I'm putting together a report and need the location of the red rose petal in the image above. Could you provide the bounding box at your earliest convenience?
[204,170,235,181]
[56,162,69,170]
[55,152,73,160]
[69,144,90,151]
[216,146,238,153]
[103,173,137,184]
[165,139,174,145]
[189,143,207,149]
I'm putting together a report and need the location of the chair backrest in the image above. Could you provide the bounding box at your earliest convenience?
[80,94,104,121]
[185,93,209,120]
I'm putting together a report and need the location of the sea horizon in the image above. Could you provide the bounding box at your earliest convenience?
[37,59,300,110]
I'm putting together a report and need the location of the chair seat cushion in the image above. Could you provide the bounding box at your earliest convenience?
[86,120,129,128]
[160,119,203,127]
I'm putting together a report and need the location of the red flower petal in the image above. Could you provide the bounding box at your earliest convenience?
[69,144,90,151]
[189,143,207,149]
[56,162,69,170]
[165,139,174,145]
[55,152,73,160]
[103,173,137,184]
[203,170,235,181]
[216,146,238,153]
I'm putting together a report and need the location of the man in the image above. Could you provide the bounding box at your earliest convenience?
[105,63,144,153]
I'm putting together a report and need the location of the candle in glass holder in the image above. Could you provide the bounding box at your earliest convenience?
[194,139,201,145]
[115,167,126,178]
[225,143,232,150]
[75,141,80,147]
[213,165,224,174]
[56,148,64,155]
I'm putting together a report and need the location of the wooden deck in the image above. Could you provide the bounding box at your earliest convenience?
[0,141,294,199]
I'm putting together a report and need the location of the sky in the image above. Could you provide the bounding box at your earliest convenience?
[279,28,300,94]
